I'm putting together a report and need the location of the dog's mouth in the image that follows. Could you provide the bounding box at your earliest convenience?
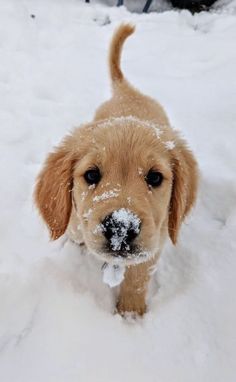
[104,241,138,257]
[86,208,157,265]
[93,244,153,265]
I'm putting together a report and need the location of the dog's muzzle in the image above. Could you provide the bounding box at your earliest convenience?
[101,208,141,256]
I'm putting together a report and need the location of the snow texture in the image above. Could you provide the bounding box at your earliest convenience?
[0,0,236,381]
[93,223,104,235]
[93,189,119,202]
[102,263,125,287]
[96,115,166,139]
[164,140,175,150]
[103,208,141,251]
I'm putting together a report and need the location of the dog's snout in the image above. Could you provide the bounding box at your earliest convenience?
[103,214,138,244]
[101,208,141,253]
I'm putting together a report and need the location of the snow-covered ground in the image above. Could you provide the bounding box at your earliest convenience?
[0,0,236,381]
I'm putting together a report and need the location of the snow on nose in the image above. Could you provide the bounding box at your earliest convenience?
[102,208,141,252]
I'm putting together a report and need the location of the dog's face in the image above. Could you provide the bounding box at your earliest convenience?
[35,117,197,265]
[72,118,173,264]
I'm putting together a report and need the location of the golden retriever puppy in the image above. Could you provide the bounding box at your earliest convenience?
[35,24,198,316]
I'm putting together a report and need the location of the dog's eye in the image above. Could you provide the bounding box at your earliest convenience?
[145,170,163,187]
[84,168,101,185]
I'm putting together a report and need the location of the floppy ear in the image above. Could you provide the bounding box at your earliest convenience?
[34,137,77,240]
[168,143,198,244]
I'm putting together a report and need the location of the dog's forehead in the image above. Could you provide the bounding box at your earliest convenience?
[73,118,175,177]
[88,118,173,157]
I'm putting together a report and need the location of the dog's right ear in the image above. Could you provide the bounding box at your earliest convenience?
[34,137,77,240]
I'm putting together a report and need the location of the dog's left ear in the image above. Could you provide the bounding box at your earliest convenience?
[34,136,77,240]
[168,142,198,244]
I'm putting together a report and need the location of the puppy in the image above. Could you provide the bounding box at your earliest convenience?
[35,24,198,315]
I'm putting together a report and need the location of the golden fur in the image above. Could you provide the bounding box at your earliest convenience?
[35,24,198,315]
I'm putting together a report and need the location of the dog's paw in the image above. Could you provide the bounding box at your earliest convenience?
[116,298,146,317]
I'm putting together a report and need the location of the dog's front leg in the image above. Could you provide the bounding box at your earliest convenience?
[116,258,156,316]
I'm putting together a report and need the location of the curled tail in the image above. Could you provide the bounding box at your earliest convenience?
[109,24,135,86]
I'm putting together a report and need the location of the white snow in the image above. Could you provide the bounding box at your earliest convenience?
[1,1,236,381]
[153,126,163,138]
[102,263,125,287]
[164,140,176,150]
[93,223,104,235]
[96,115,167,139]
[127,196,132,205]
[138,167,144,175]
[107,208,141,251]
[93,189,119,202]
[80,191,88,201]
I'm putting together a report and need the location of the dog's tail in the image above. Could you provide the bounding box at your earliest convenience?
[109,23,135,87]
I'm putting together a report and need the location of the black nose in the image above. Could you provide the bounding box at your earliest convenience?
[101,209,141,253]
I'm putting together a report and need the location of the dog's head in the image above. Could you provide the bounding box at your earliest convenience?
[35,117,198,265]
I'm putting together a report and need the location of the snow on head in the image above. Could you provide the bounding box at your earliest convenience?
[106,208,141,252]
[153,126,163,139]
[96,116,165,135]
[164,140,175,150]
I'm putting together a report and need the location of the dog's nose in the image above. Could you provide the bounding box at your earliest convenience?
[101,209,141,253]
